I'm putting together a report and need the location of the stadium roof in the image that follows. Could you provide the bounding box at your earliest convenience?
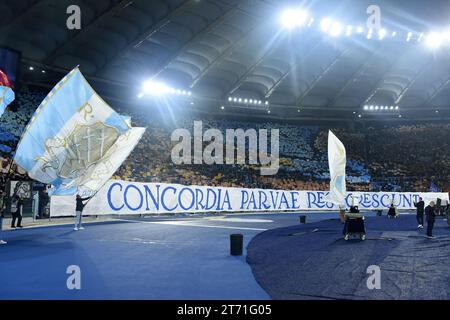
[2,0,450,122]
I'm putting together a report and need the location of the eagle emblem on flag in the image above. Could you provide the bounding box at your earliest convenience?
[37,122,120,180]
[14,67,145,195]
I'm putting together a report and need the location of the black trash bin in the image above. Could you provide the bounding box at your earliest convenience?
[299,215,306,224]
[230,234,243,256]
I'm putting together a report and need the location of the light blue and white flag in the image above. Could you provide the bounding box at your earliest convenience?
[14,67,145,196]
[326,130,347,206]
[0,85,15,117]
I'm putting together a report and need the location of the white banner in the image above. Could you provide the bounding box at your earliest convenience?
[49,180,449,216]
[326,130,347,206]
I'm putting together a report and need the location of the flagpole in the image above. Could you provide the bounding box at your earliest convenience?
[83,177,112,207]
[83,187,102,206]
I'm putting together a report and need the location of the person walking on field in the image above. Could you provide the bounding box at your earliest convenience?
[425,201,436,239]
[74,194,91,231]
[10,195,24,229]
[0,190,6,245]
[414,197,425,229]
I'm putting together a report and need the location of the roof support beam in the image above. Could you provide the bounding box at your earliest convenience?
[43,0,130,64]
[328,43,382,107]
[0,0,47,34]
[94,0,195,76]
[394,56,433,104]
[225,30,285,98]
[361,48,409,106]
[295,48,350,107]
[22,58,134,88]
[188,14,261,87]
[264,34,323,99]
[424,77,450,106]
[148,0,245,81]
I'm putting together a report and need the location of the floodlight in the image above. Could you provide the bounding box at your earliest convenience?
[142,80,170,95]
[425,32,443,49]
[329,22,343,37]
[346,25,352,36]
[280,9,308,29]
[321,18,331,32]
[406,32,412,42]
[418,33,424,42]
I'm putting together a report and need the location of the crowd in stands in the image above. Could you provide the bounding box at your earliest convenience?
[1,87,449,194]
[1,88,46,192]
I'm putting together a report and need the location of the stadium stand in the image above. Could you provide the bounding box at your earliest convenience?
[1,88,449,193]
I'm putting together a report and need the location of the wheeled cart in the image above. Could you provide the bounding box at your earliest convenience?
[343,215,366,240]
[387,207,399,218]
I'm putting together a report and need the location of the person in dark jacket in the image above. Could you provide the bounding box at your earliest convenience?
[10,195,24,229]
[74,195,91,231]
[387,203,398,218]
[414,197,425,229]
[0,190,6,244]
[425,201,436,238]
[343,205,366,240]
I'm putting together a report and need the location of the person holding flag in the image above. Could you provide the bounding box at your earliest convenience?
[74,194,92,231]
[326,130,347,207]
[0,190,6,245]
[326,130,366,241]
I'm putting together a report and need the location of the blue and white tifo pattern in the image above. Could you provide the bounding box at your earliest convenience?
[14,67,145,196]
[0,85,15,117]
